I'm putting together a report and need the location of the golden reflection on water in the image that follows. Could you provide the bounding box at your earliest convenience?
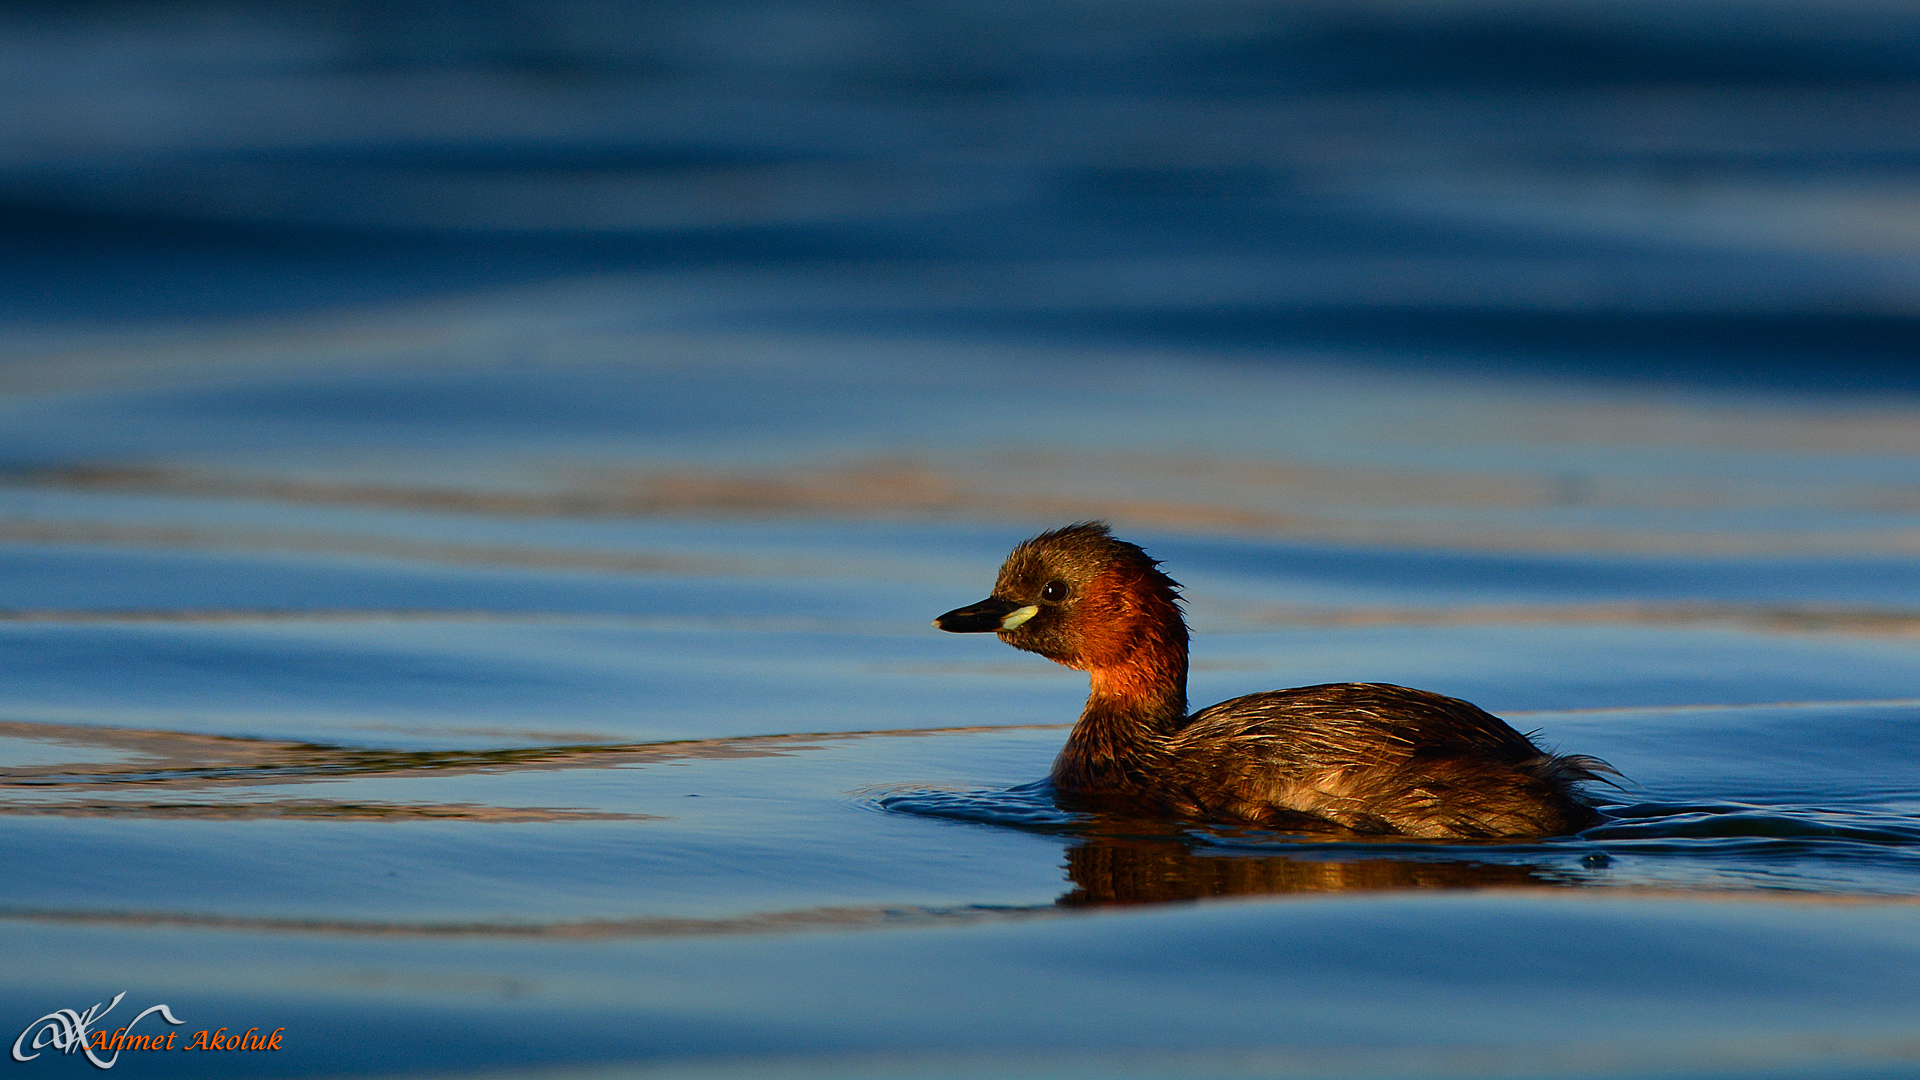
[10,448,1920,555]
[0,718,1056,821]
[0,799,650,822]
[0,717,841,822]
[0,717,853,790]
[1058,835,1552,907]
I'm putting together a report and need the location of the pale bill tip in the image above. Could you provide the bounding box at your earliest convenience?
[999,605,1040,630]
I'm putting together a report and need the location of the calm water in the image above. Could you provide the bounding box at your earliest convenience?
[6,355,1920,1080]
[5,2,1920,1078]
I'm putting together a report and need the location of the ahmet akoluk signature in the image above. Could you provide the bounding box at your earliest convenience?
[12,994,281,1070]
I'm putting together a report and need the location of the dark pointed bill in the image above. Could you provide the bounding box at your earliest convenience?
[933,597,1039,633]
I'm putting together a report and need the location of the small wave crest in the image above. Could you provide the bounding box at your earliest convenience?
[874,782,1090,833]
[1587,802,1920,845]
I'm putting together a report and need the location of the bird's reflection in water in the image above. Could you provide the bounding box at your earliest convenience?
[1058,834,1555,907]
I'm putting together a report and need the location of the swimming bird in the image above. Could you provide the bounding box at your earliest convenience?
[934,522,1614,838]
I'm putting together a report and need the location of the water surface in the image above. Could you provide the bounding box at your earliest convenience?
[6,2,1920,1077]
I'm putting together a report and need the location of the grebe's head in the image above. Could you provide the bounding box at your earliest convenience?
[933,521,1186,672]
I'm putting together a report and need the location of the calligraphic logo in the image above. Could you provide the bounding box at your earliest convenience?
[12,996,281,1070]
[12,995,179,1070]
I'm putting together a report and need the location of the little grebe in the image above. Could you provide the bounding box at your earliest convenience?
[935,522,1614,838]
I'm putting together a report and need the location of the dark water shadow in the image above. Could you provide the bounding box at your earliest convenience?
[0,202,910,326]
[799,306,1920,396]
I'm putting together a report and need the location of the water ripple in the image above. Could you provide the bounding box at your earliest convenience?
[877,785,1920,900]
[1591,802,1920,844]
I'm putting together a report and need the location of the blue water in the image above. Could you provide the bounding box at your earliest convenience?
[5,2,1920,1078]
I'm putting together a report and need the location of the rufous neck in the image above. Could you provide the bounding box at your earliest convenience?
[1072,560,1189,726]
[1052,661,1187,793]
[1086,656,1188,731]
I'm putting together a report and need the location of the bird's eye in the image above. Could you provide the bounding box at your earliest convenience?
[1041,580,1070,603]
